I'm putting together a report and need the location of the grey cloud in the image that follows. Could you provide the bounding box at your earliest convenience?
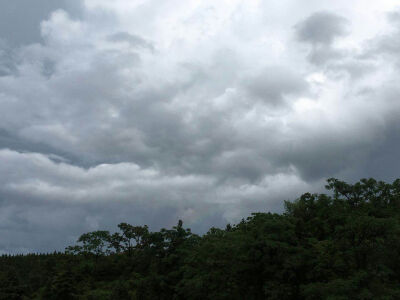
[283,77,400,182]
[278,135,375,181]
[0,149,310,253]
[365,10,400,67]
[295,11,349,45]
[0,36,249,180]
[0,21,391,188]
[326,60,377,80]
[357,119,400,181]
[0,40,17,76]
[306,47,345,66]
[294,11,350,66]
[387,11,400,25]
[1,1,400,253]
[242,66,308,105]
[0,129,77,165]
[294,12,377,80]
[0,0,83,46]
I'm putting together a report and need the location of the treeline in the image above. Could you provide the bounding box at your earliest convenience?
[2,178,400,299]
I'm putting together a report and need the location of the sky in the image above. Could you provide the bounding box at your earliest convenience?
[1,0,400,253]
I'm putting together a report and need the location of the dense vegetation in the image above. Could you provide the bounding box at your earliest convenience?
[2,178,400,299]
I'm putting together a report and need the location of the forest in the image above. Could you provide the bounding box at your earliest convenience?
[2,177,400,299]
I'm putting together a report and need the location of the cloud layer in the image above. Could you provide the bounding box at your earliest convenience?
[1,0,400,253]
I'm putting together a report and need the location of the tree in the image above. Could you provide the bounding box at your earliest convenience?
[117,223,149,256]
[43,270,77,300]
[66,230,110,258]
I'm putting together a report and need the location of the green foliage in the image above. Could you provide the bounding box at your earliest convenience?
[75,230,111,257]
[117,223,149,256]
[2,178,400,299]
[43,270,77,300]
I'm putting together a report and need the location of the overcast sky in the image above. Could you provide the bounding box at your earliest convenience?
[1,0,400,253]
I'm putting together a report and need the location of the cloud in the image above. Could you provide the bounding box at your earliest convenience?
[295,11,349,46]
[0,149,314,253]
[366,9,400,68]
[108,32,155,51]
[242,66,308,106]
[0,39,17,76]
[294,11,350,66]
[1,1,400,252]
[0,0,83,46]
